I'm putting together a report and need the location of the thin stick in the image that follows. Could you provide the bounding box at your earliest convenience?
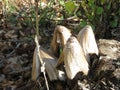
[35,36,49,90]
[35,0,39,36]
[34,0,49,89]
[37,79,41,87]
[43,71,49,90]
[2,0,7,30]
[6,43,21,57]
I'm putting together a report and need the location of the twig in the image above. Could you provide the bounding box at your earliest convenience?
[35,0,39,37]
[35,36,49,90]
[34,0,49,89]
[6,43,21,57]
[2,0,6,30]
[37,79,41,87]
[43,71,49,90]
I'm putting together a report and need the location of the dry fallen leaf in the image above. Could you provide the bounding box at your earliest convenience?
[50,25,71,57]
[77,25,99,64]
[57,36,89,79]
[31,47,41,81]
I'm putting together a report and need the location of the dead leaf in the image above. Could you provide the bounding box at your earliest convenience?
[77,25,99,64]
[5,30,18,39]
[50,25,71,57]
[31,47,41,81]
[57,36,89,79]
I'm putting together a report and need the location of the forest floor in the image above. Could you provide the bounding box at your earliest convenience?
[0,14,120,90]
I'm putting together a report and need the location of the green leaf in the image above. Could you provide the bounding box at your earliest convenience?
[88,0,95,7]
[107,3,111,10]
[87,14,94,21]
[101,0,105,5]
[110,20,118,28]
[59,0,65,6]
[88,0,95,12]
[96,7,103,15]
[65,1,76,14]
[80,21,87,28]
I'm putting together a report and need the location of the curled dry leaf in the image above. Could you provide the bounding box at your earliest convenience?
[32,25,99,81]
[41,46,66,81]
[57,36,89,79]
[77,25,99,64]
[50,25,71,57]
[32,45,65,81]
[31,47,41,81]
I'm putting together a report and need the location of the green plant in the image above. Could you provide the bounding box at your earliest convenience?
[75,0,119,38]
[1,0,119,39]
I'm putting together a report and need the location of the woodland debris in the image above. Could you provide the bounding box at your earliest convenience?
[32,46,65,81]
[32,35,50,90]
[0,22,119,90]
[95,39,120,80]
[56,25,99,79]
[0,59,4,68]
[89,39,120,90]
[77,25,99,64]
[40,47,64,81]
[31,47,41,81]
[50,25,71,57]
[32,35,65,82]
[0,74,5,82]
[57,36,89,79]
[98,39,120,59]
